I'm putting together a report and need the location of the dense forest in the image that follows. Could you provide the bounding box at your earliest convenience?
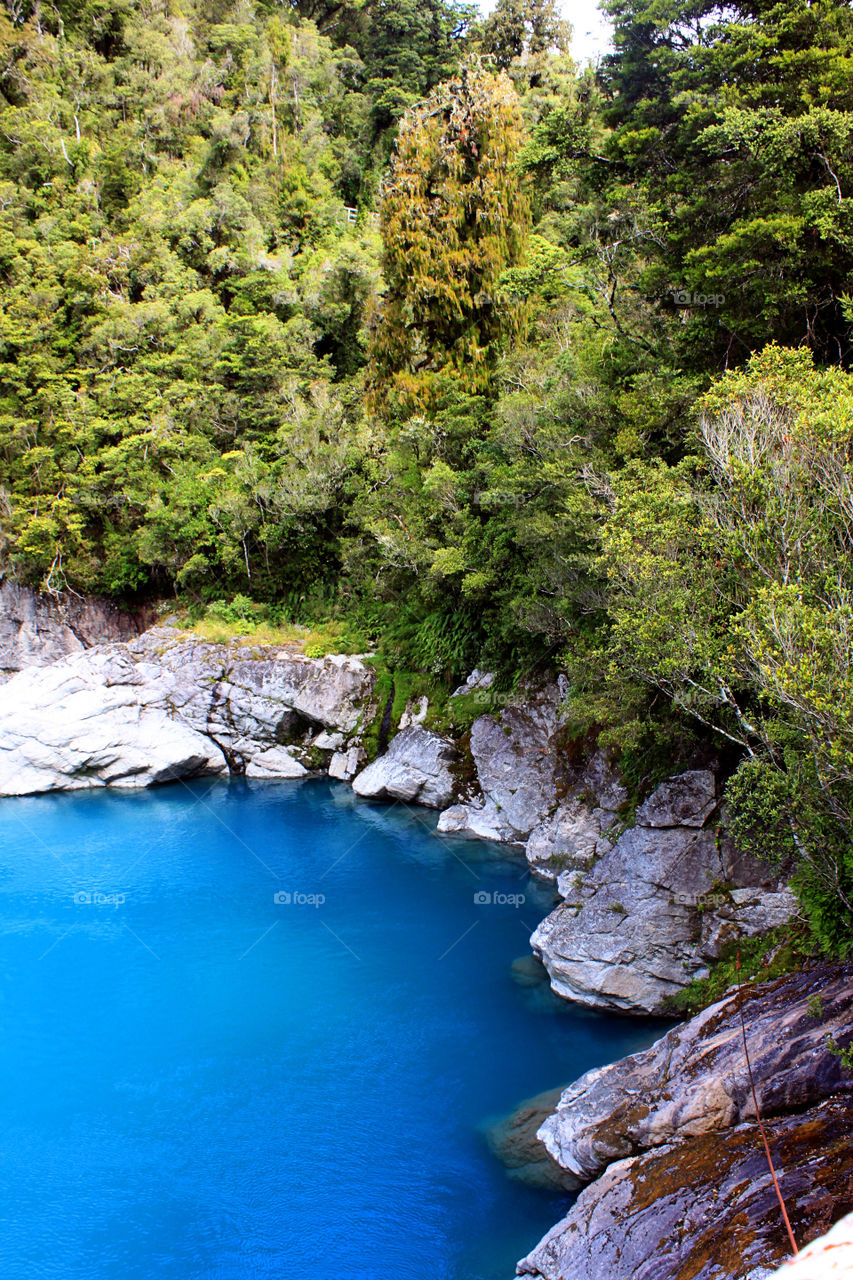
[0,0,851,950]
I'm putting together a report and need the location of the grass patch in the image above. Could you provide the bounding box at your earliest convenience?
[176,596,373,656]
[663,922,813,1018]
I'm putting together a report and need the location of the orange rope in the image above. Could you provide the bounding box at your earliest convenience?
[736,949,799,1257]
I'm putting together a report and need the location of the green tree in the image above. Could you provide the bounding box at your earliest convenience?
[367,61,530,414]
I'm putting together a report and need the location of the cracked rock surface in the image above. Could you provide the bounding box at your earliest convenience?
[531,771,794,1014]
[0,626,374,795]
[518,966,853,1280]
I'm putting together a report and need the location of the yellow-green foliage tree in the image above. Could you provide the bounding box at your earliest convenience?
[367,61,530,415]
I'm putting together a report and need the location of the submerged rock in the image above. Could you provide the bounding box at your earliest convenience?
[352,726,457,808]
[510,954,550,987]
[485,1087,580,1191]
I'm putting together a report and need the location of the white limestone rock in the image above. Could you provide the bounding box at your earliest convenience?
[352,726,457,808]
[0,650,224,794]
[530,770,793,1014]
[525,799,617,881]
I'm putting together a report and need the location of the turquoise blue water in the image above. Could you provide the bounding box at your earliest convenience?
[0,777,660,1279]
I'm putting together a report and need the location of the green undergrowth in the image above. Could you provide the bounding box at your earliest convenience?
[663,923,814,1018]
[175,596,375,656]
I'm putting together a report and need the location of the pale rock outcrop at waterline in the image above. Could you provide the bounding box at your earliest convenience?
[351,725,457,808]
[530,769,795,1014]
[437,691,569,842]
[0,646,224,792]
[0,626,374,795]
[517,965,853,1280]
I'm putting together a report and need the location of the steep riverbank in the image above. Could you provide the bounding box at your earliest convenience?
[516,965,853,1279]
[0,583,848,1279]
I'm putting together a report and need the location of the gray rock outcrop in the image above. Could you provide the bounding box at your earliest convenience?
[0,579,141,682]
[539,965,853,1182]
[517,965,853,1280]
[0,626,374,795]
[352,725,457,808]
[518,1097,853,1280]
[437,690,568,842]
[635,769,718,828]
[530,769,795,1014]
[525,799,617,882]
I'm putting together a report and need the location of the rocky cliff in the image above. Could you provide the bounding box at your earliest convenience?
[517,965,853,1280]
[0,578,142,681]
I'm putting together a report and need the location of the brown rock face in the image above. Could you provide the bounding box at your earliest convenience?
[516,964,853,1280]
[539,965,853,1182]
[518,1098,853,1280]
[0,578,143,680]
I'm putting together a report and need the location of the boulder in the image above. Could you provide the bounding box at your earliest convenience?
[517,1097,853,1280]
[0,649,224,793]
[635,769,718,828]
[518,966,853,1280]
[244,747,307,779]
[328,747,362,781]
[538,965,853,1183]
[0,627,375,795]
[352,726,457,808]
[439,690,568,842]
[530,770,794,1013]
[437,798,518,843]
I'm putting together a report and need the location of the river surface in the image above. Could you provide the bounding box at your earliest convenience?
[0,777,661,1279]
